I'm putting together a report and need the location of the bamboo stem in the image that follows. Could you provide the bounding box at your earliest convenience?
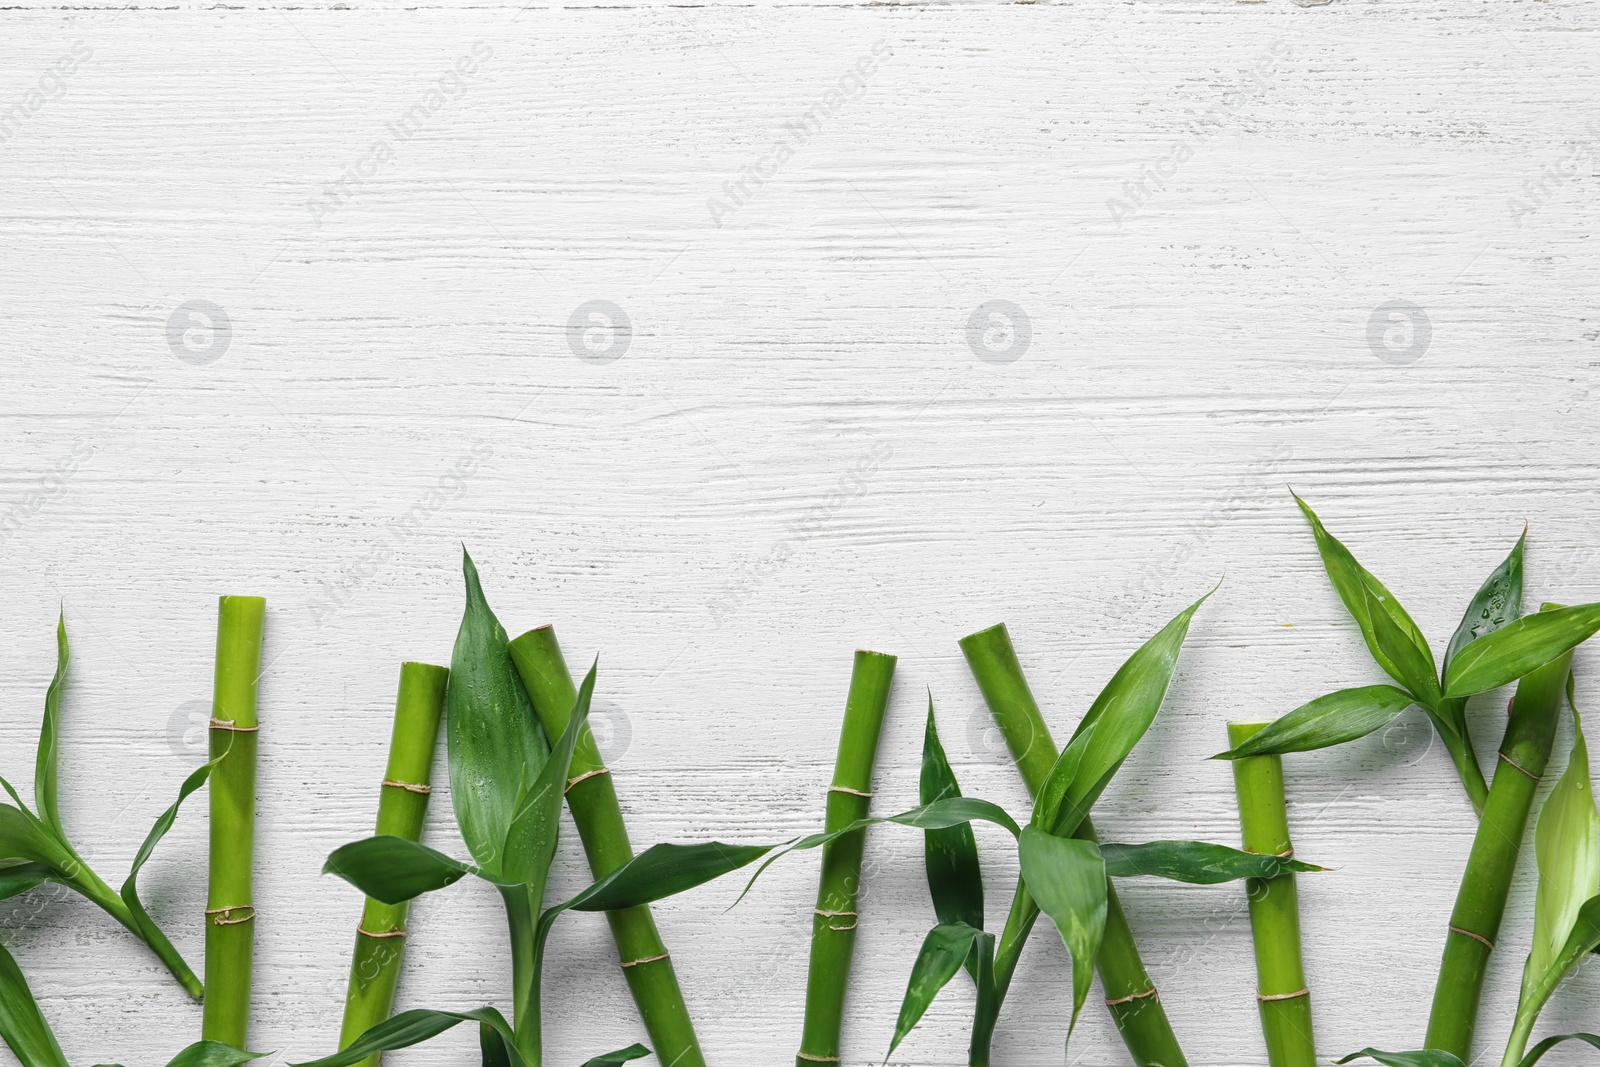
[337,662,448,1066]
[959,622,1187,1067]
[796,649,897,1067]
[507,626,705,1067]
[1228,721,1315,1067]
[1424,610,1574,1059]
[202,595,265,1048]
[502,885,541,1066]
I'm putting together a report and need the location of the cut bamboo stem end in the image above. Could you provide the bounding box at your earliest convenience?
[1228,721,1316,1067]
[338,661,448,1067]
[796,649,896,1067]
[959,622,1189,1067]
[1425,607,1576,1062]
[203,595,265,1049]
[507,625,707,1067]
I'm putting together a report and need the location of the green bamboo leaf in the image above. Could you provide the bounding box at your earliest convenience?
[92,1042,271,1067]
[0,804,76,873]
[1214,685,1417,760]
[1518,1032,1600,1067]
[1529,683,1598,982]
[33,615,68,839]
[886,922,985,1059]
[1293,493,1436,687]
[323,836,479,905]
[920,696,983,935]
[1363,583,1441,707]
[1443,603,1600,699]
[1334,1050,1466,1067]
[1443,529,1525,675]
[0,863,49,903]
[478,1022,513,1067]
[1099,840,1326,883]
[500,661,596,891]
[1017,827,1107,1041]
[0,941,68,1067]
[578,1046,650,1067]
[289,1007,523,1067]
[1034,588,1211,836]
[448,549,550,876]
[117,752,223,989]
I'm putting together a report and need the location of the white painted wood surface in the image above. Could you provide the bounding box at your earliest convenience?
[3,0,1599,1063]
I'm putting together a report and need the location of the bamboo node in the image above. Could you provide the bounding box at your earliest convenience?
[1105,988,1159,1006]
[814,909,857,917]
[796,1055,841,1064]
[381,779,432,794]
[566,768,611,793]
[1450,924,1496,950]
[206,905,256,926]
[209,718,260,733]
[620,952,670,969]
[1258,988,1309,1002]
[358,926,407,939]
[1499,751,1541,780]
[828,785,873,797]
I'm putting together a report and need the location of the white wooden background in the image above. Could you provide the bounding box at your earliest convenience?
[2,0,1599,1063]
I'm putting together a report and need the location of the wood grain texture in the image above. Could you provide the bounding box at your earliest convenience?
[1,0,1598,1064]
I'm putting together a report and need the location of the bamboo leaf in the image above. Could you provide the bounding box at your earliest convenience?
[33,615,68,839]
[0,941,69,1067]
[1334,1050,1466,1067]
[1518,1032,1600,1067]
[448,549,550,876]
[1034,589,1211,836]
[1443,604,1600,699]
[1443,530,1525,675]
[323,836,479,904]
[1528,681,1598,982]
[500,661,596,891]
[0,863,49,902]
[1214,685,1417,760]
[92,1042,271,1067]
[920,697,984,935]
[0,804,76,874]
[1017,827,1107,1041]
[1099,840,1326,883]
[1293,492,1435,690]
[886,922,985,1059]
[578,1046,651,1067]
[478,1023,513,1067]
[1363,583,1441,707]
[289,1007,523,1067]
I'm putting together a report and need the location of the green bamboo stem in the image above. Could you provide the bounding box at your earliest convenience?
[1425,609,1574,1059]
[959,622,1187,1067]
[202,595,265,1048]
[796,649,897,1067]
[1228,721,1315,1067]
[507,626,706,1067]
[1434,695,1491,815]
[502,885,542,1065]
[338,662,448,1066]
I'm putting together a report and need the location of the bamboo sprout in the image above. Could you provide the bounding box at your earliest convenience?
[202,595,266,1047]
[796,649,897,1067]
[507,626,705,1067]
[959,622,1186,1067]
[1424,605,1576,1059]
[1227,721,1315,1067]
[337,662,449,1066]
